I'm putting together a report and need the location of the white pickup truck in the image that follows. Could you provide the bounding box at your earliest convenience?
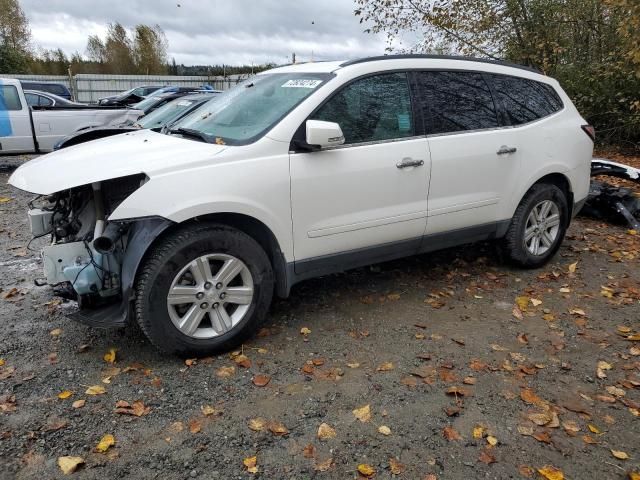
[0,78,142,154]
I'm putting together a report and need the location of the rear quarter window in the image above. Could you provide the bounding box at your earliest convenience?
[488,74,563,125]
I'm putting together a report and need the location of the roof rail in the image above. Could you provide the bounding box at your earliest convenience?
[339,54,541,74]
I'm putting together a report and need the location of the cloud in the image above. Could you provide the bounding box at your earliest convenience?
[20,0,388,65]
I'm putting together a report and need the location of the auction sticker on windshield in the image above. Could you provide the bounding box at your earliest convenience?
[281,79,323,88]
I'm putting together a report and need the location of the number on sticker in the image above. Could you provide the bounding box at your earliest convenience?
[281,79,323,88]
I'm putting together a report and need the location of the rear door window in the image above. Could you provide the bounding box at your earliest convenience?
[0,85,23,110]
[312,72,414,144]
[413,71,498,134]
[488,74,563,125]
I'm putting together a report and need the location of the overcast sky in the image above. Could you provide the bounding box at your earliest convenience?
[19,0,395,66]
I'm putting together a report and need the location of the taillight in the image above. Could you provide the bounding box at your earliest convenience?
[582,124,595,142]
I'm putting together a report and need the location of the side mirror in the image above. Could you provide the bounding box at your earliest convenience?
[305,120,345,149]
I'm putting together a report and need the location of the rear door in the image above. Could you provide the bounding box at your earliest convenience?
[412,70,521,235]
[0,80,36,154]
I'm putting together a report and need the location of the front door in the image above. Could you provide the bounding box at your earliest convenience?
[0,82,35,154]
[290,72,431,274]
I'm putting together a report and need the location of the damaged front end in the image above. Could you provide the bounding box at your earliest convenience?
[27,174,171,327]
[584,159,640,231]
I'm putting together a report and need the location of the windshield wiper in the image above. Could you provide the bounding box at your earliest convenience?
[168,127,213,143]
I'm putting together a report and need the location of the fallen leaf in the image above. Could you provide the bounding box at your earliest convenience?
[538,465,564,480]
[478,449,496,464]
[50,328,62,337]
[233,354,251,368]
[357,463,376,477]
[57,390,73,400]
[353,404,371,422]
[72,399,85,409]
[606,385,625,397]
[252,374,271,387]
[487,435,498,446]
[378,425,391,436]
[568,261,578,273]
[215,366,235,378]
[376,362,394,372]
[103,348,117,364]
[520,388,545,406]
[201,405,219,417]
[597,361,613,379]
[317,422,336,440]
[57,456,84,475]
[519,465,535,477]
[300,327,311,335]
[243,456,258,474]
[268,420,289,436]
[85,385,106,395]
[611,449,629,460]
[310,456,331,472]
[248,417,267,431]
[389,457,405,474]
[588,424,601,434]
[189,419,202,434]
[473,425,484,439]
[443,426,462,441]
[303,443,316,458]
[95,434,115,453]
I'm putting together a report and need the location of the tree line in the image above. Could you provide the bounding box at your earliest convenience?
[355,0,640,147]
[0,0,268,77]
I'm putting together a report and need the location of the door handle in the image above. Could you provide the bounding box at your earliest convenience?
[396,158,424,169]
[497,146,517,155]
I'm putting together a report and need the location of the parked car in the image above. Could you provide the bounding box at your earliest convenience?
[0,78,142,153]
[97,85,163,106]
[131,89,219,115]
[24,90,84,108]
[19,80,72,100]
[54,92,220,150]
[8,55,593,356]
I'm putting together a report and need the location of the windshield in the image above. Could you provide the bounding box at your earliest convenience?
[137,97,209,129]
[173,72,332,145]
[132,95,163,112]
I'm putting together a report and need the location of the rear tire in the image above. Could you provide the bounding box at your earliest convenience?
[503,183,569,268]
[135,223,274,356]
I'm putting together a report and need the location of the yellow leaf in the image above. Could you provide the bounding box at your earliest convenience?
[538,465,564,480]
[0,359,4,366]
[376,362,394,372]
[352,404,371,422]
[588,424,601,434]
[243,456,258,474]
[317,422,336,440]
[568,261,578,273]
[629,472,640,480]
[57,456,84,475]
[50,328,62,336]
[515,296,530,311]
[357,463,376,477]
[378,425,391,436]
[473,425,484,439]
[85,385,106,395]
[0,197,11,203]
[487,435,498,446]
[57,390,73,399]
[103,348,117,364]
[248,417,267,431]
[300,327,311,335]
[95,434,115,453]
[530,298,542,307]
[611,449,629,460]
[201,405,219,416]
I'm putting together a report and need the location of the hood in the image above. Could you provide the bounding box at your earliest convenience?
[9,129,227,195]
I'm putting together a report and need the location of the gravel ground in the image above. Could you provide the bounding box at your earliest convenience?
[0,158,639,480]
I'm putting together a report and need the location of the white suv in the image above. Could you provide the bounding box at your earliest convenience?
[9,55,593,355]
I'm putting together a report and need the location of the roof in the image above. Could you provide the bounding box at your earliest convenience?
[264,55,541,76]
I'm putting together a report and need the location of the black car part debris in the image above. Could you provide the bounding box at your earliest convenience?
[583,158,640,230]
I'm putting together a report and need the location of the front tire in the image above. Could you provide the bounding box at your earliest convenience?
[503,183,569,268]
[135,223,274,356]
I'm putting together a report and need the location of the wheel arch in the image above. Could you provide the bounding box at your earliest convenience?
[142,212,290,299]
[530,172,574,217]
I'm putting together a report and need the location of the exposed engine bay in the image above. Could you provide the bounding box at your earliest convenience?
[27,174,147,309]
